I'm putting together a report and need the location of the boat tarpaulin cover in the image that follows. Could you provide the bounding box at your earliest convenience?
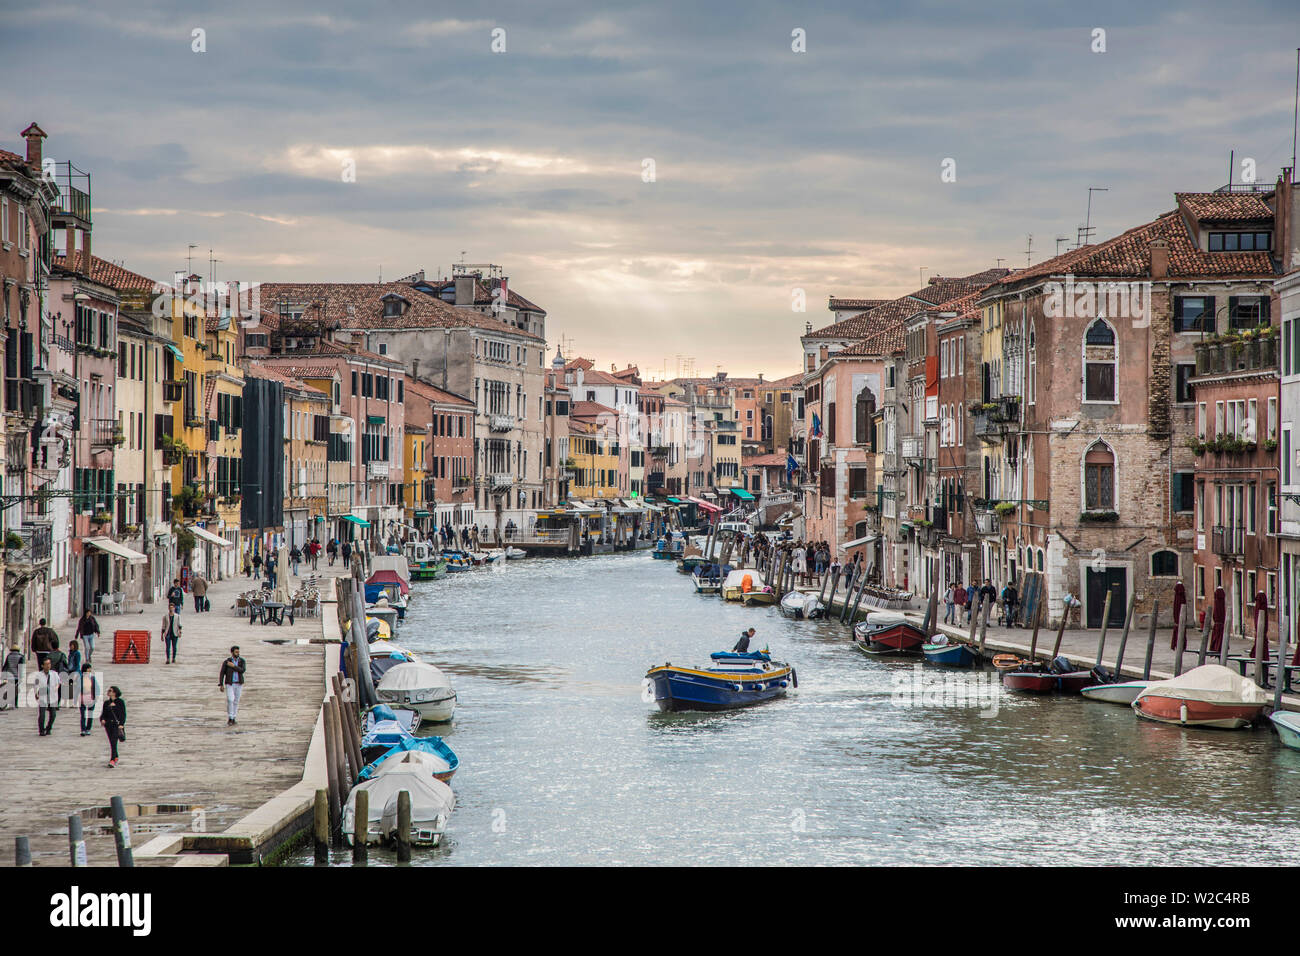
[1133,664,1270,705]
[83,537,148,565]
[366,569,410,594]
[377,661,453,693]
[343,764,454,839]
[189,525,233,548]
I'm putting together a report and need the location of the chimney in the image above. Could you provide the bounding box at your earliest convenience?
[411,358,420,380]
[1148,239,1169,280]
[454,276,475,306]
[21,122,46,169]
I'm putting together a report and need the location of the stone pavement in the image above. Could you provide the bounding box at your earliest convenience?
[0,563,345,867]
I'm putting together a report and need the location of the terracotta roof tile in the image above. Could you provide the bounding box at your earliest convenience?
[828,297,889,311]
[51,254,156,291]
[837,322,906,357]
[406,378,474,407]
[1176,191,1274,223]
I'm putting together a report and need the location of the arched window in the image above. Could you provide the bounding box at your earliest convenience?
[1084,441,1116,511]
[854,520,868,540]
[1151,549,1179,576]
[1036,548,1044,572]
[1084,319,1117,402]
[855,385,876,447]
[1027,325,1036,404]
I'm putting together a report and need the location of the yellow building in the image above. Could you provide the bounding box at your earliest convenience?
[201,312,245,576]
[977,299,1006,576]
[404,423,430,529]
[568,402,620,500]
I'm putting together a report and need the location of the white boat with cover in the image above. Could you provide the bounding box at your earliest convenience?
[1131,664,1270,729]
[343,758,456,847]
[376,661,457,722]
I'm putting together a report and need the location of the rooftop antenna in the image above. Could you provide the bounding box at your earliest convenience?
[995,258,1006,269]
[1292,47,1299,173]
[186,244,197,276]
[208,248,220,286]
[1079,186,1108,247]
[1228,149,1234,189]
[1024,234,1033,267]
[1056,236,1070,255]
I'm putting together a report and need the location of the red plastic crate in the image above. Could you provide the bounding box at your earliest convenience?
[112,630,151,664]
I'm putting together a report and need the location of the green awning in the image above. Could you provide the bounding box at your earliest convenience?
[165,343,184,362]
[666,497,682,504]
[414,510,432,517]
[730,488,756,501]
[342,514,370,528]
[366,415,386,425]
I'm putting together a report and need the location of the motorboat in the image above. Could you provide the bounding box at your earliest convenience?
[473,549,506,565]
[778,590,825,620]
[651,536,676,560]
[852,611,927,655]
[405,540,447,581]
[692,565,724,594]
[1269,710,1300,750]
[921,639,977,667]
[376,661,457,722]
[1004,656,1093,694]
[741,585,778,607]
[442,551,474,572]
[343,761,455,847]
[365,600,401,636]
[645,650,796,712]
[504,546,527,560]
[367,639,418,684]
[1081,681,1149,705]
[1131,664,1271,729]
[358,732,459,783]
[722,568,764,602]
[364,572,409,610]
[362,703,420,735]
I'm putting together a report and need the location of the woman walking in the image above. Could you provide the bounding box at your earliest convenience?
[74,609,100,666]
[77,663,98,736]
[161,603,182,664]
[61,639,82,679]
[99,686,126,767]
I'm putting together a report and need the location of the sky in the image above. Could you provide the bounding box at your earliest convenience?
[2,0,1298,380]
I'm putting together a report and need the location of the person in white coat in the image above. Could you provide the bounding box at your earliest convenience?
[33,657,61,735]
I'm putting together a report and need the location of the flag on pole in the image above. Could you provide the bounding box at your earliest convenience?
[811,412,822,438]
[786,454,798,481]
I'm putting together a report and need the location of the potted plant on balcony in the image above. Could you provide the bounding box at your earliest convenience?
[3,531,24,551]
[1079,510,1118,523]
[91,510,113,526]
[994,501,1017,517]
[1259,324,1278,367]
[112,424,126,446]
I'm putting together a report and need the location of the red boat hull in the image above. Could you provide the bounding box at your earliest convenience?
[1054,671,1094,695]
[1003,671,1057,693]
[861,623,927,654]
[1133,695,1267,729]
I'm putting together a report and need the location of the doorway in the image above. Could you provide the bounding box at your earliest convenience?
[1085,567,1126,628]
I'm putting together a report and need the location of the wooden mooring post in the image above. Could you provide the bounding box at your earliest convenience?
[1197,602,1213,667]
[323,701,342,841]
[1027,601,1043,663]
[847,570,870,625]
[1274,620,1289,712]
[352,789,368,865]
[395,791,412,864]
[314,789,329,865]
[68,814,86,867]
[1093,590,1113,669]
[1252,609,1267,686]
[1049,601,1069,660]
[1113,594,1136,677]
[14,836,31,867]
[1142,600,1159,680]
[1173,605,1188,677]
[110,795,133,867]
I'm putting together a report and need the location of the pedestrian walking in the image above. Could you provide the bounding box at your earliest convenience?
[45,639,67,677]
[191,572,208,613]
[61,639,81,678]
[252,551,263,579]
[944,585,956,624]
[30,618,57,670]
[243,549,252,577]
[2,643,24,705]
[792,543,808,586]
[965,583,977,623]
[327,539,338,566]
[954,581,967,623]
[74,608,100,665]
[77,663,98,736]
[341,539,352,566]
[33,657,60,735]
[310,539,320,570]
[99,686,125,767]
[218,645,246,726]
[290,544,302,576]
[1001,581,1019,628]
[166,578,184,612]
[161,603,182,664]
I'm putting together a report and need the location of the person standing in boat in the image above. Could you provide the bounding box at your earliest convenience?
[733,628,756,653]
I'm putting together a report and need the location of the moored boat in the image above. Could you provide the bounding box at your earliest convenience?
[362,703,421,735]
[722,568,763,602]
[692,566,723,594]
[405,540,447,580]
[504,546,527,560]
[358,735,459,783]
[1002,668,1058,693]
[852,611,927,655]
[922,641,977,667]
[1270,710,1300,750]
[442,551,474,572]
[343,762,455,847]
[1131,664,1270,729]
[644,650,796,712]
[741,586,778,607]
[1081,680,1149,705]
[778,590,825,620]
[992,653,1024,672]
[376,661,457,722]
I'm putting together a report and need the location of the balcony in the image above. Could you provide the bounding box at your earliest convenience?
[4,379,42,419]
[491,473,513,490]
[163,380,184,403]
[89,418,121,449]
[973,510,999,536]
[1194,334,1278,377]
[901,435,924,463]
[1211,525,1245,558]
[4,524,52,566]
[489,414,514,432]
[366,460,390,480]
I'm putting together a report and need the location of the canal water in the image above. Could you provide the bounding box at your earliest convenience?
[296,552,1300,866]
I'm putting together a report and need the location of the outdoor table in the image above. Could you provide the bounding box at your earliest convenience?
[262,602,287,626]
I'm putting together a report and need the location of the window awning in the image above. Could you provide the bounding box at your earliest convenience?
[839,534,879,550]
[688,496,722,513]
[190,525,233,548]
[666,497,683,504]
[342,514,371,528]
[84,537,148,564]
[414,510,432,517]
[366,415,386,425]
[165,343,184,362]
[730,488,756,501]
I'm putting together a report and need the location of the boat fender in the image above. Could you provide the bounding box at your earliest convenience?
[732,684,743,692]
[1180,703,1188,725]
[779,680,788,688]
[791,669,798,689]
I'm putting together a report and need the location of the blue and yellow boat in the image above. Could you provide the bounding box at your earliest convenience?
[645,650,796,712]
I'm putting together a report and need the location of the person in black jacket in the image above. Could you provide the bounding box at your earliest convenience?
[218,646,246,726]
[99,686,126,767]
